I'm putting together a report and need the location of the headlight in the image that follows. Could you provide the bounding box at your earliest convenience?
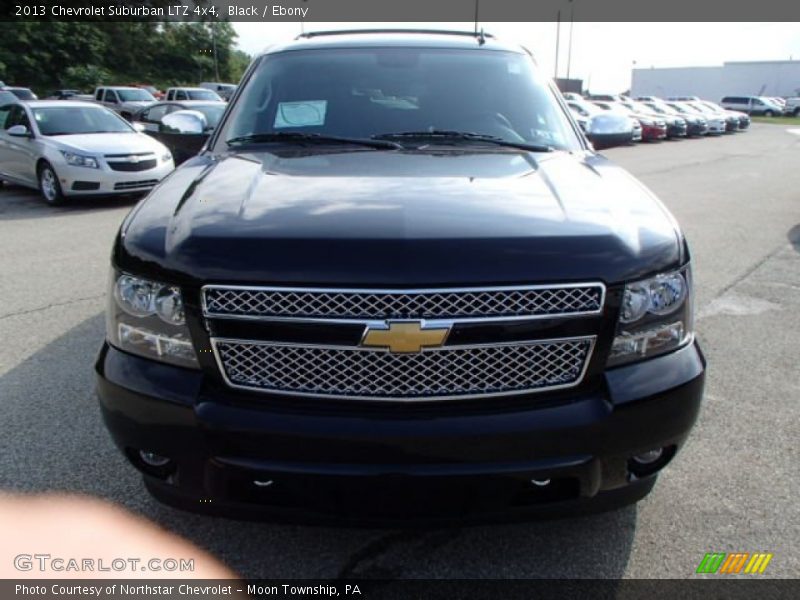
[107,271,198,368]
[161,152,172,163]
[61,150,98,169]
[608,267,693,367]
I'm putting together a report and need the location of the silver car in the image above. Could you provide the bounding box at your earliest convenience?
[0,100,174,205]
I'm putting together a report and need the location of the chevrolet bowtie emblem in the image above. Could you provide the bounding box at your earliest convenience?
[361,321,450,354]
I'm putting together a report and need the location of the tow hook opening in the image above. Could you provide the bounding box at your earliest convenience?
[628,445,677,479]
[127,448,176,479]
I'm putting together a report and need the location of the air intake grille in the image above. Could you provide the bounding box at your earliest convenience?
[213,338,594,400]
[203,285,604,321]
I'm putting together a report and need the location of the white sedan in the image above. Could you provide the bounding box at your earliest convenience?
[0,100,174,204]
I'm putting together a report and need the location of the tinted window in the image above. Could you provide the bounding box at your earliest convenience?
[175,90,188,101]
[10,88,35,100]
[220,48,581,151]
[187,90,220,101]
[117,89,155,102]
[6,105,30,129]
[192,104,225,129]
[0,104,14,129]
[32,106,133,135]
[104,89,118,103]
[142,104,170,122]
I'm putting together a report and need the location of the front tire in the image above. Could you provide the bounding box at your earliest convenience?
[38,162,65,206]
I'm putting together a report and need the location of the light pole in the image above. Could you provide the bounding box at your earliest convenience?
[554,10,561,79]
[565,0,575,81]
[211,22,220,81]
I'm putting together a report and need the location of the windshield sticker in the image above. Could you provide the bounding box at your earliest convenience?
[274,100,327,128]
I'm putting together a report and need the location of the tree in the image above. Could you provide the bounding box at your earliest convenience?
[0,21,245,94]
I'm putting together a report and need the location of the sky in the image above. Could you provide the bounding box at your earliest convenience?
[232,22,800,93]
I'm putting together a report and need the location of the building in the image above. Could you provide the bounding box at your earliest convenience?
[555,78,583,94]
[631,60,800,100]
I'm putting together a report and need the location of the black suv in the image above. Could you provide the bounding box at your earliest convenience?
[96,31,705,523]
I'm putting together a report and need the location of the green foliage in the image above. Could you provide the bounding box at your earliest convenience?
[0,22,252,95]
[63,65,113,91]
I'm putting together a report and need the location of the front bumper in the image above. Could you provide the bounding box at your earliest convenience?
[641,125,667,141]
[588,132,634,149]
[57,160,173,196]
[667,123,688,138]
[96,338,705,524]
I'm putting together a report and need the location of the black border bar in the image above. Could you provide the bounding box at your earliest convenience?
[3,0,800,22]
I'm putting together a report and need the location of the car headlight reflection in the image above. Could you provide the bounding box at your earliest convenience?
[61,150,99,169]
[108,272,198,368]
[608,267,693,367]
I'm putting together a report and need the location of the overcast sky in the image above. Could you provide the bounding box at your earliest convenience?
[232,22,800,93]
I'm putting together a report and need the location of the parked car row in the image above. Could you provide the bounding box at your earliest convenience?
[0,80,759,207]
[0,77,238,204]
[0,100,174,204]
[563,92,750,149]
[0,81,238,110]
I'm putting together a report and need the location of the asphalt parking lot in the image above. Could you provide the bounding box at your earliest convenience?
[0,124,798,579]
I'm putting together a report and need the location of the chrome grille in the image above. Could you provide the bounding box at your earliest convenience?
[203,284,604,321]
[107,159,157,172]
[212,338,594,400]
[113,179,158,191]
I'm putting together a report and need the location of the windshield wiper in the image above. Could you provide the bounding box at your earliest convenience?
[226,132,402,150]
[371,130,553,153]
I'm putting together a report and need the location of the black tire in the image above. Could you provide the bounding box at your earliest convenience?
[794,108,800,117]
[763,110,774,117]
[121,112,132,121]
[38,162,65,206]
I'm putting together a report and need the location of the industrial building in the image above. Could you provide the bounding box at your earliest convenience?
[631,60,800,100]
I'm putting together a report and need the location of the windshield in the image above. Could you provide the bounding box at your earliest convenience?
[33,106,133,135]
[218,48,581,151]
[643,103,667,115]
[687,102,713,114]
[187,90,221,101]
[567,100,601,117]
[667,103,692,115]
[627,101,656,114]
[11,88,36,100]
[117,89,155,102]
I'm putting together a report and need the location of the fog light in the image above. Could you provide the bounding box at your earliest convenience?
[632,448,664,465]
[530,478,551,487]
[139,450,171,467]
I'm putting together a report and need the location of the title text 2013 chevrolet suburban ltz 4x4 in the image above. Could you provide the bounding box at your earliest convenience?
[96,31,705,523]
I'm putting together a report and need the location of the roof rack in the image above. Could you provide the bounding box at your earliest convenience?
[297,29,494,40]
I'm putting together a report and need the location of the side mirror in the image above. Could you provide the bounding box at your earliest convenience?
[161,110,207,135]
[132,122,146,133]
[7,125,30,137]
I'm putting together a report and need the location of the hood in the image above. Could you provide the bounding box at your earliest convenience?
[123,100,154,108]
[118,149,682,286]
[51,132,165,155]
